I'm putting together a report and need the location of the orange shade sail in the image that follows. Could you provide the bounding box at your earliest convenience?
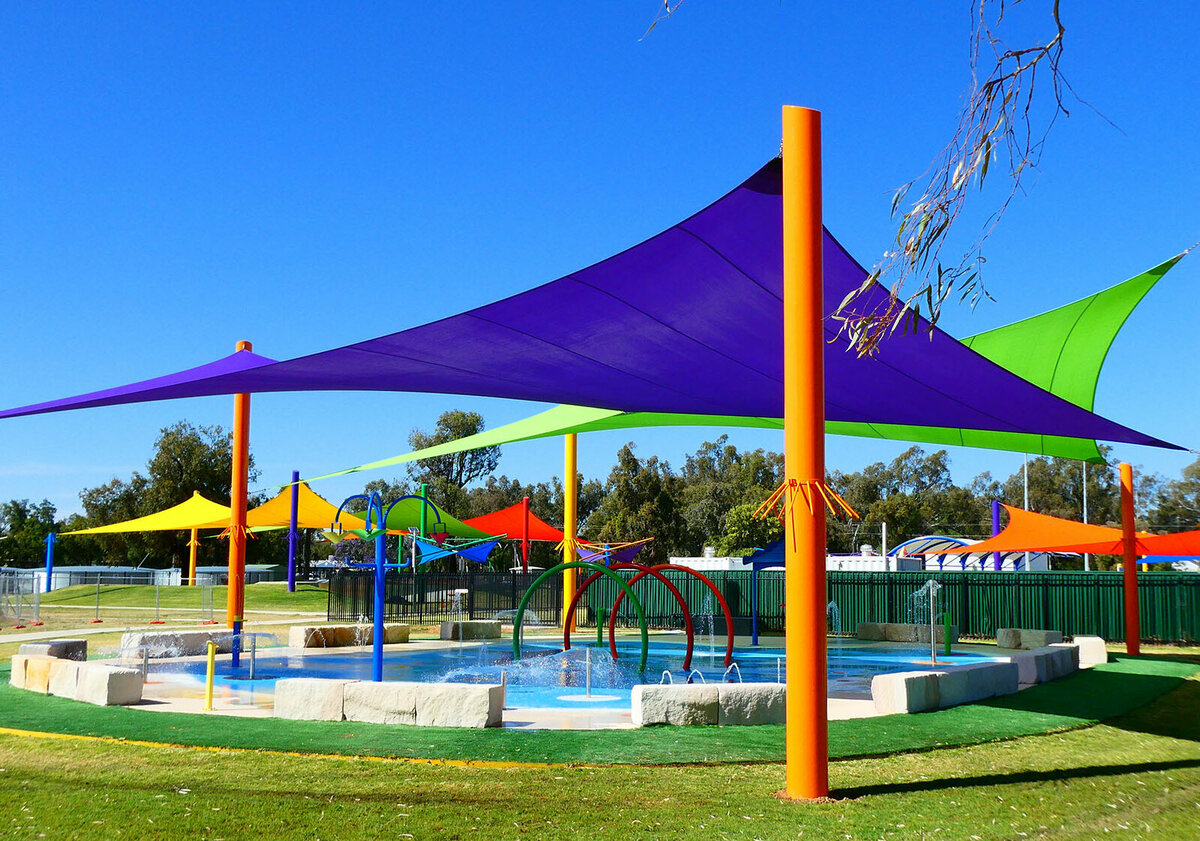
[958,504,1200,556]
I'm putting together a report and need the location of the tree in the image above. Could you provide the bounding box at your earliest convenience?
[588,444,688,563]
[406,411,500,490]
[715,501,782,556]
[76,420,267,569]
[829,446,991,549]
[677,436,785,551]
[1145,457,1200,533]
[0,499,56,566]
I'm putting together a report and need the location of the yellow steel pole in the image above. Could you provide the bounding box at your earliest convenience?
[204,640,217,711]
[187,528,199,586]
[782,105,828,800]
[562,433,578,633]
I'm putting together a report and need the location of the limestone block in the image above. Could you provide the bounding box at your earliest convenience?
[9,654,55,690]
[343,681,420,725]
[855,622,886,641]
[414,682,505,728]
[632,684,720,726]
[1046,644,1079,680]
[75,664,143,706]
[871,671,940,714]
[1073,635,1108,668]
[996,628,1022,649]
[439,621,501,641]
[273,678,354,721]
[934,666,972,708]
[288,624,410,648]
[1019,629,1064,649]
[1008,651,1039,685]
[915,624,959,644]
[717,683,785,725]
[19,639,87,661]
[22,654,57,694]
[937,663,1018,708]
[47,660,81,698]
[884,624,920,643]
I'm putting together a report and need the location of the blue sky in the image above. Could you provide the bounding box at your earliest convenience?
[0,2,1197,519]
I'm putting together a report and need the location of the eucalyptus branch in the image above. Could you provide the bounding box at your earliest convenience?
[833,0,1073,356]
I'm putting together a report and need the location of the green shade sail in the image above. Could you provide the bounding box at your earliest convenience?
[304,255,1183,481]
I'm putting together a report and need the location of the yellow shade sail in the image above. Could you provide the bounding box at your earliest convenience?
[244,482,367,531]
[62,491,232,535]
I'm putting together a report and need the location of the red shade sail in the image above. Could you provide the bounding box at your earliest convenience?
[463,502,564,543]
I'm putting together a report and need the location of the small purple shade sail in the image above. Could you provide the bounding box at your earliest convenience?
[0,159,1180,451]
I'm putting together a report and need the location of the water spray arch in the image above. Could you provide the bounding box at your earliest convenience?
[512,561,649,672]
[608,564,735,667]
[561,562,696,671]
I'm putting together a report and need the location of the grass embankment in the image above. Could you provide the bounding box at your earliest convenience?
[2,668,1199,839]
[0,655,1195,766]
[32,581,329,613]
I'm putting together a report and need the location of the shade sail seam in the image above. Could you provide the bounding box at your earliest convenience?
[675,224,782,303]
[327,344,581,397]
[563,271,784,387]
[460,309,740,414]
[1046,293,1102,404]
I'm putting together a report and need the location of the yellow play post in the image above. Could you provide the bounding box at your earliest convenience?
[227,341,252,659]
[782,105,828,800]
[561,433,578,634]
[1120,462,1140,655]
[187,528,199,586]
[204,640,217,711]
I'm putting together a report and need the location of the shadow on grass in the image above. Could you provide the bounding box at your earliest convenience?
[978,656,1192,724]
[834,756,1200,800]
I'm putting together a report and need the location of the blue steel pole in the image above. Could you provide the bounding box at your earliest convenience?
[43,532,55,593]
[287,470,300,593]
[373,497,386,682]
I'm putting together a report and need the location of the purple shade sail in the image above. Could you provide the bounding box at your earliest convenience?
[0,350,278,419]
[0,159,1179,451]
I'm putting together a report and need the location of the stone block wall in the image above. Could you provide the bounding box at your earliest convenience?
[274,678,505,728]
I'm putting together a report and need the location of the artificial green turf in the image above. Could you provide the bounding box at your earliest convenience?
[1,655,1194,765]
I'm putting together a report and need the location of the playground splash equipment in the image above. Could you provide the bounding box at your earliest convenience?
[5,110,1186,796]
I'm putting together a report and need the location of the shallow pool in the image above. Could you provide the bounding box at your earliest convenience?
[152,638,1001,710]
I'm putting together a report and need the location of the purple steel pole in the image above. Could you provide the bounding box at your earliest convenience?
[287,470,299,593]
[992,499,1002,571]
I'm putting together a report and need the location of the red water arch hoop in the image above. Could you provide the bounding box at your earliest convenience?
[562,562,696,672]
[610,565,734,667]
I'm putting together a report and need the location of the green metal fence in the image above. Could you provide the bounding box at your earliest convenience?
[587,570,1200,644]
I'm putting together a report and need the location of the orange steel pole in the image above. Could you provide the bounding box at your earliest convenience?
[561,433,578,633]
[782,105,828,800]
[1119,462,1140,656]
[227,340,252,650]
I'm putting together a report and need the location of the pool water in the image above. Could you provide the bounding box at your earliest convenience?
[155,638,1001,710]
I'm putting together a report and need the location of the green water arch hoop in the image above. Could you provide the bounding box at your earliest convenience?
[511,561,649,673]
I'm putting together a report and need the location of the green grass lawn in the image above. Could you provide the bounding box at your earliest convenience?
[33,581,329,613]
[2,670,1199,839]
[0,655,1195,766]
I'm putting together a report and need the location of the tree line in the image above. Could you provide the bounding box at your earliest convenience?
[3,411,1199,572]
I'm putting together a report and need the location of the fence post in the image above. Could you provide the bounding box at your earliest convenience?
[468,568,476,620]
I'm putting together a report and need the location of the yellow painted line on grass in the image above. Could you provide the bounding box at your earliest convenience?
[0,725,569,770]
